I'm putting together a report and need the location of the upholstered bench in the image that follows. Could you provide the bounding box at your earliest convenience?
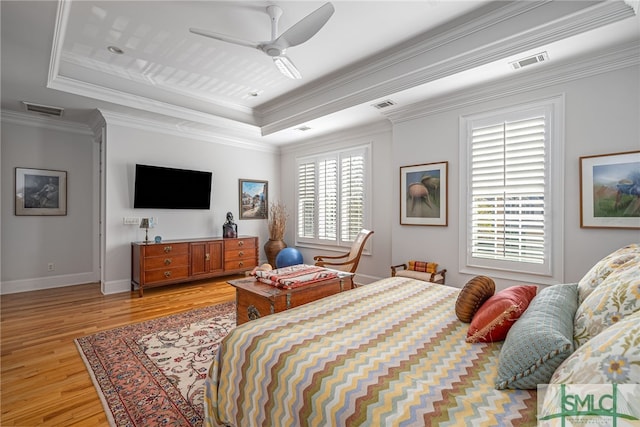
[390,261,446,284]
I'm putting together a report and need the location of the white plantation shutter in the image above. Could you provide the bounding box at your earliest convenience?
[460,96,564,283]
[470,117,546,264]
[318,158,337,240]
[297,161,316,239]
[340,153,365,242]
[296,145,370,248]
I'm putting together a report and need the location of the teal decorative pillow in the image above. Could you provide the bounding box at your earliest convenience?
[577,244,639,304]
[551,310,640,384]
[495,283,578,390]
[574,266,640,347]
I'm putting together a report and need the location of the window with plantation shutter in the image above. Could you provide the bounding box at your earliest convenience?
[296,145,370,249]
[460,96,564,283]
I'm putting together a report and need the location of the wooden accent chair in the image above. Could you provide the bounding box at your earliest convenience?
[313,229,374,274]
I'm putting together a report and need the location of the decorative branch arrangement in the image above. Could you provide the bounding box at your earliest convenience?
[268,201,288,240]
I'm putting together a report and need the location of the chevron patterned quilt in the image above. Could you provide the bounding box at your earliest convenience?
[204,277,537,426]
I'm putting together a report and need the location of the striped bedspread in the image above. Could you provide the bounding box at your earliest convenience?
[204,277,537,426]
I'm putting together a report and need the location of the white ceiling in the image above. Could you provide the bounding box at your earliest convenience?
[1,1,639,146]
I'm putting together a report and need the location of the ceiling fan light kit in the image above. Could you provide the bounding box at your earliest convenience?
[190,2,334,79]
[274,56,302,79]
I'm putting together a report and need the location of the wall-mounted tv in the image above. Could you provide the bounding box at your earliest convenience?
[134,164,212,209]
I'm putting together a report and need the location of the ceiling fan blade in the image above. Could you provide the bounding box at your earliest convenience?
[189,27,259,50]
[274,2,334,49]
[273,55,302,79]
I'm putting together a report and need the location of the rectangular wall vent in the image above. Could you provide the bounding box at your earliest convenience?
[510,52,549,70]
[22,101,64,118]
[372,99,396,109]
[296,125,312,132]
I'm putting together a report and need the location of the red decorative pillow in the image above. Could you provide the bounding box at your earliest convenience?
[466,285,538,343]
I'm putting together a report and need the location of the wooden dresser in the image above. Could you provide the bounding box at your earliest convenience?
[131,236,257,297]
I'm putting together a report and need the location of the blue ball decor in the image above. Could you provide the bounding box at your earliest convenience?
[275,247,304,268]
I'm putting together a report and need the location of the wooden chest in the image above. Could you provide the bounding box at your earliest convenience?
[228,275,354,325]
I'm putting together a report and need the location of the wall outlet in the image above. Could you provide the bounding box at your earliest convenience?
[123,217,140,225]
[47,263,55,271]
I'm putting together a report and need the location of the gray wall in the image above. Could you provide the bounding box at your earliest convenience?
[1,114,98,292]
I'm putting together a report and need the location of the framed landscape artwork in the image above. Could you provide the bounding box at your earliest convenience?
[15,167,67,216]
[579,150,640,229]
[400,161,448,226]
[239,179,268,220]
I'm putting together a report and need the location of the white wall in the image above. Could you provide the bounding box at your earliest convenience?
[1,114,98,293]
[279,122,394,284]
[391,65,640,290]
[101,113,281,293]
[2,64,638,295]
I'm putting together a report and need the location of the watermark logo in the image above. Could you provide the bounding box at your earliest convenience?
[538,384,640,426]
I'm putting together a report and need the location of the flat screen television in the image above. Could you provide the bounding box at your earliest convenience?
[133,164,212,209]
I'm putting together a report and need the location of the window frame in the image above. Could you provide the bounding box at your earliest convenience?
[295,144,372,252]
[458,95,565,284]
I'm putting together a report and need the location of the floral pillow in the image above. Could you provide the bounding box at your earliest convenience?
[574,266,640,347]
[577,244,640,305]
[551,311,640,384]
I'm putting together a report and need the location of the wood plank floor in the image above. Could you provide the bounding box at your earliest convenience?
[1,277,239,426]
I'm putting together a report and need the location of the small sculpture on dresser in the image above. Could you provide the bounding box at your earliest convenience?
[223,211,238,238]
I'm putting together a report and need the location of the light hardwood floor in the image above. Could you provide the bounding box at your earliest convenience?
[1,277,239,426]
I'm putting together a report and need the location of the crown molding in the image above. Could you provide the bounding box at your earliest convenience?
[97,109,278,154]
[278,120,391,155]
[59,51,256,120]
[257,0,636,136]
[385,41,640,123]
[49,0,256,127]
[0,109,93,135]
[47,73,260,133]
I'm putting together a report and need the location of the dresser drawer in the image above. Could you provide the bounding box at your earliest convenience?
[224,258,257,271]
[143,243,189,257]
[144,266,189,284]
[144,254,189,270]
[224,238,256,251]
[225,247,257,261]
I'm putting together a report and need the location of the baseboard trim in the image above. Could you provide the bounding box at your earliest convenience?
[0,272,98,295]
[102,279,132,295]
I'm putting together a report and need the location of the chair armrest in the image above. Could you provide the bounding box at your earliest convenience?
[313,253,350,261]
[430,268,447,284]
[390,263,408,277]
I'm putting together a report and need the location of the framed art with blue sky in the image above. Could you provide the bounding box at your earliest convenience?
[239,179,268,220]
[580,150,640,229]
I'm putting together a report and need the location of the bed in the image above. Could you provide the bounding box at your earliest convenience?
[204,277,538,426]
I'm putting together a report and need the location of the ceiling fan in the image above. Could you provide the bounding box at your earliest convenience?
[189,2,335,80]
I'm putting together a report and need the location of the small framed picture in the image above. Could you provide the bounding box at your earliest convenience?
[15,168,67,216]
[580,150,640,229]
[400,161,448,226]
[239,179,268,220]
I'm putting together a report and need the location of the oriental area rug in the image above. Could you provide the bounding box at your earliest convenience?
[75,302,236,427]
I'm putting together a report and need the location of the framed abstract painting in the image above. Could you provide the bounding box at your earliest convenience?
[400,161,448,226]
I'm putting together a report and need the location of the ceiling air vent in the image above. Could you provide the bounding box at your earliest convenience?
[510,52,549,70]
[22,101,64,118]
[296,125,312,132]
[372,99,396,110]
